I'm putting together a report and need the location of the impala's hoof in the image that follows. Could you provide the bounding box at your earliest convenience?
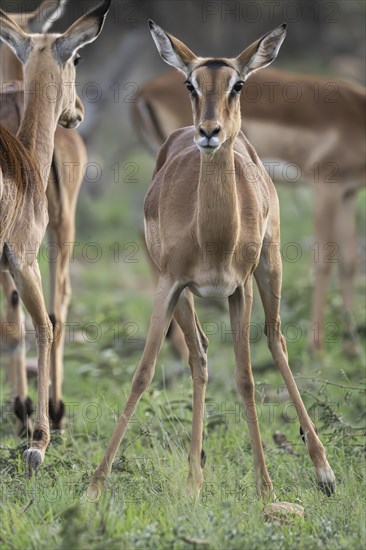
[87,480,103,502]
[87,469,108,502]
[257,480,276,502]
[23,448,43,473]
[316,467,336,496]
[184,479,203,498]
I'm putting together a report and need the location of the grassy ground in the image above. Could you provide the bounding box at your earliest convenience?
[1,146,365,549]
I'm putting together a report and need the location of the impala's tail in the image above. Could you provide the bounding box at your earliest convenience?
[0,127,41,246]
[131,97,166,156]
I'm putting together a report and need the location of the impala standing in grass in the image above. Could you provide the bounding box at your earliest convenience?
[0,0,111,471]
[89,21,335,500]
[0,0,88,433]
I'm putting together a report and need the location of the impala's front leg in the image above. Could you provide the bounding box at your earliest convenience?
[255,242,335,495]
[174,290,208,496]
[88,276,182,499]
[140,230,189,360]
[229,282,274,500]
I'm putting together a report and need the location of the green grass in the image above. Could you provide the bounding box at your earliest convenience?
[1,148,365,549]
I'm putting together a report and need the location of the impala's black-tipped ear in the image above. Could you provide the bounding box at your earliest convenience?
[236,23,287,79]
[149,20,197,76]
[29,0,68,33]
[54,0,112,64]
[0,9,30,63]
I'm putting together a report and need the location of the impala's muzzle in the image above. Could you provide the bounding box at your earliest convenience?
[195,122,222,153]
[58,94,84,129]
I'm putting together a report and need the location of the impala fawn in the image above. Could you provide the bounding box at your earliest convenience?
[88,21,335,500]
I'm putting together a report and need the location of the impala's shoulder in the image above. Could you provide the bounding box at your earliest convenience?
[153,126,195,174]
[163,126,195,152]
[234,131,261,163]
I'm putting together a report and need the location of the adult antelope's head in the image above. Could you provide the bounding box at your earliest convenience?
[149,21,287,154]
[0,0,111,128]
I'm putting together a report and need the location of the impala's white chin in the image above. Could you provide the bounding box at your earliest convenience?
[195,142,221,156]
[195,136,221,154]
[198,145,219,155]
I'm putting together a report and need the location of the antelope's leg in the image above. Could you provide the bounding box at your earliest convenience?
[309,185,338,353]
[10,261,53,471]
[229,281,274,500]
[0,272,31,436]
[140,230,188,360]
[88,276,181,498]
[255,243,335,495]
[174,289,208,495]
[47,211,75,429]
[335,190,359,356]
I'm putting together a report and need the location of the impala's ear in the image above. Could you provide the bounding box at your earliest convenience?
[0,9,30,63]
[149,20,197,76]
[54,0,111,64]
[236,23,287,79]
[29,0,68,33]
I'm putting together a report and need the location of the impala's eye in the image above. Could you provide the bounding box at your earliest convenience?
[185,81,198,98]
[74,55,81,66]
[232,81,244,94]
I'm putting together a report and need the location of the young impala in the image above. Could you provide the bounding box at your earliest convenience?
[0,0,111,471]
[133,57,366,359]
[89,21,335,500]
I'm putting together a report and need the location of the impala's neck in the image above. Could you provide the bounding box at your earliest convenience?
[0,46,24,83]
[17,71,63,189]
[196,137,240,260]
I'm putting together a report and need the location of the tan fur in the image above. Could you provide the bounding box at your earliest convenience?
[89,23,335,501]
[0,0,110,471]
[0,3,87,431]
[132,66,366,356]
[0,126,44,252]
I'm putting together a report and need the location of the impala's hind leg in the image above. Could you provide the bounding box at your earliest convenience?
[336,190,359,356]
[0,272,32,436]
[88,276,181,499]
[310,185,338,354]
[48,216,74,430]
[255,242,335,495]
[229,281,274,500]
[174,289,208,495]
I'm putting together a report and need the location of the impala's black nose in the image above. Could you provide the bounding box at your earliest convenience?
[198,125,221,139]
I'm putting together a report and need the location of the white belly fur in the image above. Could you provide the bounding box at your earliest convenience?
[189,282,237,299]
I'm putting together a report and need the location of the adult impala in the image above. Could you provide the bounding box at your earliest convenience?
[89,21,335,500]
[0,0,87,433]
[133,58,366,358]
[0,0,111,471]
